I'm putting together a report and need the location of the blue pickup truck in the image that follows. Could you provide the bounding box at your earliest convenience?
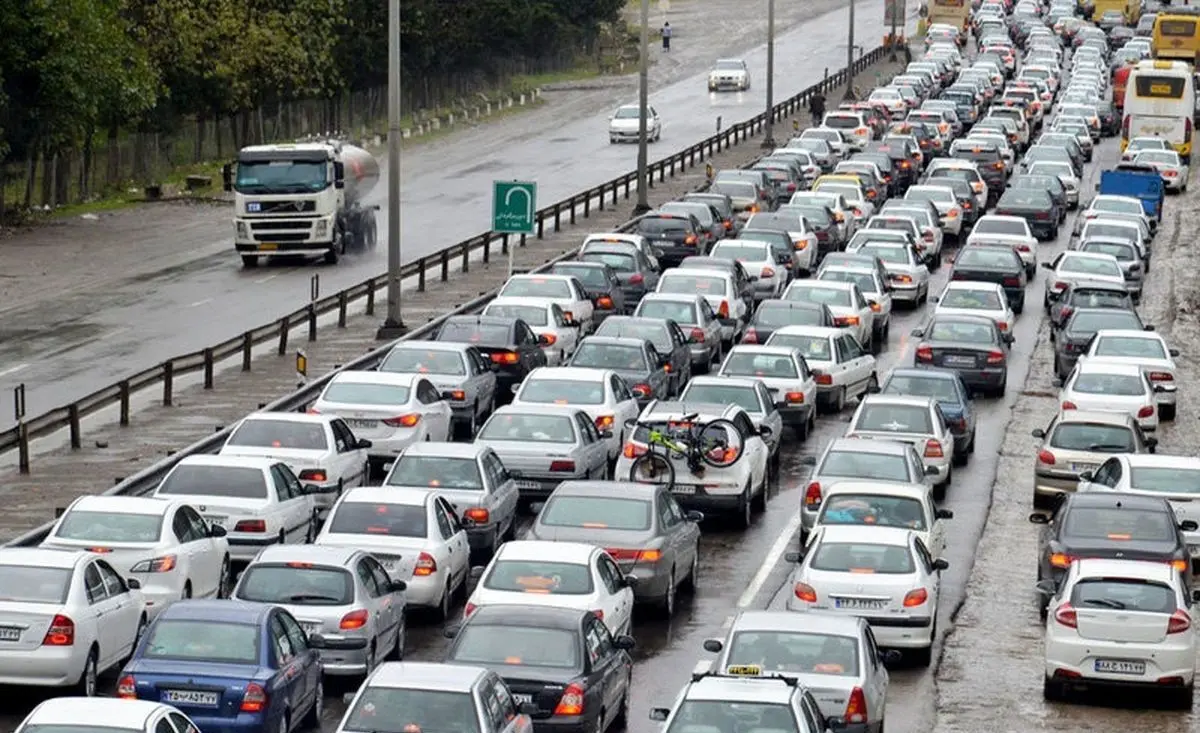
[1098,165,1165,223]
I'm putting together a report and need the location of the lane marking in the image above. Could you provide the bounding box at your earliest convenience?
[188,298,213,308]
[0,363,28,379]
[736,509,803,609]
[254,274,279,284]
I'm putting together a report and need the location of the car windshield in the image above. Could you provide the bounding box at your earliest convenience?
[1062,506,1176,543]
[666,702,797,733]
[767,334,831,361]
[820,494,927,531]
[485,304,548,327]
[940,289,1002,310]
[810,542,915,574]
[0,566,71,604]
[142,620,259,664]
[236,564,354,605]
[884,374,960,403]
[956,248,1015,268]
[755,305,825,328]
[321,381,411,406]
[929,320,996,344]
[227,419,329,450]
[1082,242,1136,262]
[519,378,606,404]
[1071,579,1177,614]
[158,465,268,499]
[725,630,860,677]
[1071,372,1146,396]
[379,348,466,376]
[555,265,611,287]
[1068,311,1142,334]
[681,384,761,413]
[483,560,594,595]
[386,456,483,490]
[1094,336,1166,360]
[818,449,910,481]
[637,300,698,325]
[1049,423,1135,452]
[582,252,636,272]
[660,274,728,296]
[450,625,580,669]
[722,352,798,378]
[974,218,1027,236]
[54,510,162,543]
[437,322,512,347]
[499,278,571,299]
[539,495,653,531]
[786,285,852,307]
[479,413,577,443]
[328,502,428,538]
[824,115,861,129]
[854,404,933,433]
[712,244,769,261]
[342,689,480,733]
[821,270,878,294]
[715,60,744,70]
[859,245,909,265]
[1129,467,1200,494]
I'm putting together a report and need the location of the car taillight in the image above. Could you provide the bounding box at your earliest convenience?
[1061,401,1077,411]
[241,683,268,713]
[813,372,832,385]
[234,519,266,533]
[1054,603,1078,629]
[893,274,913,284]
[117,675,136,699]
[924,440,944,458]
[42,615,74,646]
[383,414,421,428]
[986,350,1004,365]
[1038,450,1056,465]
[690,328,706,343]
[804,482,822,508]
[742,328,758,344]
[1167,610,1192,634]
[298,469,327,482]
[869,302,881,313]
[1171,559,1189,573]
[845,687,868,725]
[1138,405,1155,419]
[787,183,797,192]
[464,602,477,617]
[550,460,577,472]
[414,551,437,577]
[632,384,652,399]
[834,316,860,327]
[993,162,1004,170]
[793,582,818,602]
[1149,372,1173,382]
[724,219,734,230]
[1052,281,1069,292]
[1002,277,1021,287]
[606,548,663,562]
[903,588,929,607]
[465,507,490,524]
[595,415,614,431]
[997,322,1008,332]
[447,389,466,401]
[685,234,698,246]
[130,555,177,573]
[785,392,805,404]
[554,683,586,716]
[915,345,933,362]
[490,351,520,365]
[629,273,645,285]
[718,301,730,318]
[596,296,614,309]
[340,609,369,630]
[1050,553,1077,569]
[761,267,776,278]
[623,442,647,459]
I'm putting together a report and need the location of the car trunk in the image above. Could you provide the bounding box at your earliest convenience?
[777,674,852,719]
[847,430,930,453]
[0,602,64,651]
[1074,608,1170,644]
[129,658,270,716]
[218,445,324,472]
[175,496,268,532]
[325,535,424,580]
[38,539,161,575]
[486,665,581,717]
[315,404,412,439]
[475,441,584,481]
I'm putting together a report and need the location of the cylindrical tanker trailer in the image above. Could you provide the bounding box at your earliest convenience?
[222,139,381,267]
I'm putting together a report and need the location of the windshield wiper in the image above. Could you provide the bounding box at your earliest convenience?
[1086,444,1131,452]
[286,593,342,602]
[1082,598,1126,610]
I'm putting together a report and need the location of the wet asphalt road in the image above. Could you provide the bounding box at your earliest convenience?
[0,0,904,430]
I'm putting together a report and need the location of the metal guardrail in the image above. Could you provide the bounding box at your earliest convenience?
[0,45,890,486]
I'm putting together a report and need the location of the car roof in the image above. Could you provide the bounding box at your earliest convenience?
[342,486,432,507]
[26,698,173,727]
[161,599,271,623]
[1073,558,1177,584]
[642,293,704,305]
[497,540,597,564]
[817,524,913,546]
[467,603,587,630]
[551,480,658,500]
[250,544,359,566]
[400,442,487,459]
[329,370,425,388]
[822,480,929,500]
[729,609,867,636]
[365,661,488,692]
[1122,454,1200,470]
[69,495,175,516]
[0,547,90,569]
[823,436,912,456]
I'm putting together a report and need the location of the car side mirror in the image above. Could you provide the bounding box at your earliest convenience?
[910,328,925,337]
[1181,520,1199,532]
[600,429,614,439]
[1146,436,1160,451]
[209,524,228,538]
[932,558,949,571]
[443,624,462,639]
[1029,512,1051,525]
[308,633,328,649]
[1040,261,1054,270]
[510,382,523,395]
[357,439,372,450]
[623,574,640,589]
[300,483,322,495]
[127,578,142,590]
[653,247,666,259]
[759,425,774,438]
[1035,579,1057,596]
[924,466,938,476]
[703,638,724,653]
[936,509,954,520]
[1144,324,1155,331]
[613,634,637,650]
[1170,348,1181,357]
[649,708,671,722]
[1031,428,1045,439]
[564,317,579,328]
[686,510,704,522]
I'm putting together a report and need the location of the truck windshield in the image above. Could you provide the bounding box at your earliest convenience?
[236,160,328,193]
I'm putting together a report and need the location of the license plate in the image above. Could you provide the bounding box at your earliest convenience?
[673,485,697,495]
[944,356,976,367]
[516,480,541,490]
[1071,463,1097,474]
[346,419,377,429]
[0,627,20,641]
[380,557,402,571]
[1189,545,1200,556]
[301,622,321,636]
[1095,659,1145,675]
[164,690,220,706]
[203,515,227,527]
[257,243,279,251]
[512,694,533,705]
[834,598,887,610]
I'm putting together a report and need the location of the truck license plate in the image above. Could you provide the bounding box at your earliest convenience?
[258,243,279,251]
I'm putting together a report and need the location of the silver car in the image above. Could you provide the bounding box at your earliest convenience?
[1075,237,1144,302]
[231,544,407,677]
[634,293,724,371]
[679,375,784,461]
[376,341,498,438]
[383,442,520,557]
[474,404,610,507]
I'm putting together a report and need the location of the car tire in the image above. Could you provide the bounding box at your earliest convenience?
[73,648,99,697]
[1042,676,1066,702]
[660,569,677,618]
[738,481,753,529]
[435,580,453,621]
[685,550,700,592]
[1161,403,1177,421]
[241,255,258,268]
[218,557,232,598]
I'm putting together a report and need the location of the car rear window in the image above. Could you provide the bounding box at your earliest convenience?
[681,384,761,414]
[853,404,933,434]
[328,502,428,538]
[940,289,1002,310]
[555,265,610,287]
[1071,578,1177,614]
[483,559,595,595]
[0,566,71,604]
[767,333,831,361]
[478,412,577,444]
[386,456,483,490]
[659,274,728,296]
[1068,311,1142,334]
[785,285,851,307]
[883,374,959,402]
[158,465,268,499]
[499,278,572,299]
[236,564,354,605]
[1129,467,1200,494]
[571,344,648,372]
[809,542,915,574]
[227,419,329,451]
[820,269,878,295]
[722,352,798,378]
[596,321,669,352]
[637,300,698,325]
[519,377,605,405]
[824,115,861,129]
[1049,423,1135,452]
[55,510,163,543]
[817,449,909,482]
[637,217,690,235]
[142,620,259,664]
[1062,506,1176,543]
[928,320,995,345]
[821,495,926,531]
[436,322,512,347]
[1071,373,1145,397]
[344,689,479,733]
[485,304,548,327]
[754,305,826,328]
[321,382,411,406]
[859,245,909,265]
[581,252,636,272]
[973,218,1026,236]
[956,248,1015,268]
[450,625,580,669]
[712,244,770,262]
[539,495,652,531]
[726,630,860,677]
[379,347,466,376]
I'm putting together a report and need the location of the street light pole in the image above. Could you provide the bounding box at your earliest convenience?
[376,0,407,340]
[843,0,858,101]
[889,0,899,60]
[760,0,777,148]
[633,0,651,216]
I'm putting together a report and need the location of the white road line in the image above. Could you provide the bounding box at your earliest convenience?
[188,298,213,308]
[254,274,279,284]
[0,363,28,379]
[736,509,803,609]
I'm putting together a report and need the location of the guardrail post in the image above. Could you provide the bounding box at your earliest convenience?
[461,242,470,275]
[119,381,130,425]
[501,233,510,257]
[337,292,348,327]
[307,274,319,342]
[14,385,28,474]
[659,162,666,183]
[67,404,81,449]
[441,250,450,282]
[483,234,491,265]
[520,233,527,249]
[203,348,215,388]
[278,317,289,355]
[584,193,592,218]
[536,213,545,239]
[366,283,376,315]
[598,187,605,212]
[553,203,562,232]
[242,333,252,371]
[417,261,427,292]
[163,362,174,407]
[569,197,577,226]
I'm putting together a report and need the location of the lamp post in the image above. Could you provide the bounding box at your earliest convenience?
[376,0,407,340]
[633,0,652,216]
[889,0,899,60]
[843,0,858,101]
[760,0,777,148]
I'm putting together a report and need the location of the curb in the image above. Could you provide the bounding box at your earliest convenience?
[400,89,545,140]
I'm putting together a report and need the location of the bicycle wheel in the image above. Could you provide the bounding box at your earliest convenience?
[698,418,747,469]
[629,452,676,489]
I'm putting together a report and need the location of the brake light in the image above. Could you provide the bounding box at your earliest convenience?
[1038,450,1056,465]
[993,162,1004,170]
[1149,372,1174,382]
[794,239,809,250]
[550,460,577,472]
[794,582,818,602]
[241,683,268,713]
[629,273,645,285]
[1138,405,1155,419]
[724,219,734,230]
[447,389,466,401]
[761,267,776,278]
[490,351,520,365]
[787,183,797,193]
[1169,610,1192,634]
[130,555,177,573]
[1050,553,1077,569]
[554,683,586,716]
[340,609,369,630]
[893,274,913,284]
[742,328,759,344]
[924,440,944,458]
[869,302,881,313]
[685,234,698,246]
[623,443,647,459]
[690,328,706,343]
[414,551,437,577]
[915,345,933,362]
[465,507,490,524]
[845,687,868,725]
[632,384,652,399]
[596,296,614,310]
[1054,603,1078,629]
[1059,306,1073,320]
[234,519,266,533]
[997,322,1008,331]
[834,316,860,327]
[1002,277,1021,287]
[540,332,559,346]
[986,350,1004,365]
[1052,281,1069,292]
[813,372,833,385]
[606,548,663,562]
[383,414,421,428]
[804,482,822,508]
[42,615,74,646]
[718,301,730,318]
[298,469,327,482]
[1171,558,1189,573]
[785,392,805,404]
[903,588,929,607]
[1061,401,1077,411]
[117,675,136,699]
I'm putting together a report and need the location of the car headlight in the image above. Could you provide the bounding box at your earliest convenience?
[236,222,248,238]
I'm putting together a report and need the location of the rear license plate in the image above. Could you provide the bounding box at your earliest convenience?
[1094,659,1145,675]
[515,480,541,490]
[1189,545,1200,556]
[834,598,887,610]
[512,694,533,705]
[379,557,402,571]
[672,485,697,495]
[346,419,377,429]
[1071,463,1097,473]
[203,515,227,527]
[257,243,279,251]
[944,356,976,367]
[164,690,219,706]
[301,622,321,636]
[0,627,20,641]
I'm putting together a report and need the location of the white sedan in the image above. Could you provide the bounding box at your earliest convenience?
[316,486,471,620]
[311,371,453,471]
[784,525,946,666]
[845,395,955,494]
[765,325,877,414]
[1133,149,1190,192]
[482,297,581,365]
[1041,558,1196,708]
[1059,360,1161,432]
[717,345,818,435]
[511,366,640,462]
[817,264,894,347]
[1043,251,1127,307]
[1077,329,1179,421]
[781,280,875,352]
[0,549,146,696]
[15,699,201,733]
[905,185,964,238]
[465,540,636,635]
[710,240,789,300]
[497,274,596,333]
[932,281,1015,333]
[41,495,230,613]
[966,215,1037,275]
[809,479,953,557]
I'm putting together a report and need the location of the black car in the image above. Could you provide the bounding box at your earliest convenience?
[911,314,1013,397]
[994,188,1059,241]
[949,245,1028,313]
[865,141,918,188]
[742,299,836,344]
[951,143,1007,200]
[770,206,838,257]
[1008,175,1068,224]
[551,261,626,320]
[1094,99,1120,136]
[1053,307,1150,380]
[444,605,635,730]
[576,245,660,307]
[623,212,706,267]
[594,315,692,393]
[1048,282,1136,335]
[937,177,982,226]
[435,315,548,402]
[1030,492,1197,614]
[568,335,669,403]
[682,192,737,236]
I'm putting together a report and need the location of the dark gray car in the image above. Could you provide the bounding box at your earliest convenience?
[1053,307,1151,380]
[911,313,1013,397]
[742,299,836,344]
[1048,282,1135,335]
[594,316,692,394]
[682,192,738,236]
[551,261,627,320]
[576,243,661,306]
[568,335,670,404]
[660,200,725,248]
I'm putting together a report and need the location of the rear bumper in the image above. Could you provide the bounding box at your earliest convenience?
[0,646,89,687]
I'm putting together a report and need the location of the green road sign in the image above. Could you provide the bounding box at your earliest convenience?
[492,180,538,234]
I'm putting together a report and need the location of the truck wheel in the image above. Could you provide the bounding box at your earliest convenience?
[325,228,346,264]
[241,255,258,268]
[366,216,379,250]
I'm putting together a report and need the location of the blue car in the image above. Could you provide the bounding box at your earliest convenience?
[880,367,976,463]
[117,600,326,733]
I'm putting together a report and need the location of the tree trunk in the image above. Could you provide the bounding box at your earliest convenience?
[256,105,266,144]
[23,149,36,208]
[194,114,205,164]
[82,135,94,200]
[0,164,7,222]
[132,132,149,185]
[106,123,120,189]
[39,147,54,207]
[214,107,225,158]
[54,149,70,206]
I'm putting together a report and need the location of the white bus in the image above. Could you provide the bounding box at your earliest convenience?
[1122,59,1195,161]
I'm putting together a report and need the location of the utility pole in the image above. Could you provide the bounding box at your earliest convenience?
[889,0,899,61]
[633,0,652,216]
[376,0,407,340]
[844,0,858,101]
[761,0,777,148]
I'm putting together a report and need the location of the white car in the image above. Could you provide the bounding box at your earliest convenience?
[926,158,987,209]
[376,341,499,439]
[1075,454,1200,556]
[1133,149,1190,191]
[785,525,946,666]
[511,366,639,462]
[315,486,470,620]
[932,281,1015,333]
[708,59,750,91]
[496,274,595,334]
[580,232,662,271]
[1059,360,1161,432]
[311,371,454,470]
[717,345,818,435]
[1043,251,1126,307]
[847,240,930,305]
[1075,195,1151,239]
[869,88,907,118]
[1027,161,1081,208]
[781,280,875,351]
[655,267,748,345]
[800,127,850,159]
[905,185,964,237]
[1121,135,1170,162]
[845,395,955,493]
[967,215,1037,274]
[1041,558,1197,707]
[15,699,201,733]
[41,495,229,614]
[765,326,878,414]
[0,549,146,696]
[792,190,856,240]
[822,111,873,150]
[877,205,943,262]
[152,454,317,562]
[1076,329,1179,420]
[817,265,893,346]
[1078,217,1149,262]
[482,297,581,365]
[710,240,788,300]
[809,480,953,557]
[218,412,370,510]
[465,541,636,635]
[816,180,876,227]
[609,103,661,144]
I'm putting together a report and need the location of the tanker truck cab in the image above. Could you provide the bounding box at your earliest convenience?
[222,141,380,267]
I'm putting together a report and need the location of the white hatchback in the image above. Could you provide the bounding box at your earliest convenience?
[311,371,454,463]
[932,280,1015,333]
[1059,360,1161,432]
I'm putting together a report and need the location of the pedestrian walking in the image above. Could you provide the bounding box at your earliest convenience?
[809,90,826,126]
[662,22,672,51]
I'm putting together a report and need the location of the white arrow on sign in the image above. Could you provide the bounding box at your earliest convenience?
[504,185,534,226]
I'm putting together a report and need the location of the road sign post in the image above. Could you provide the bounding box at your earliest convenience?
[492,180,538,278]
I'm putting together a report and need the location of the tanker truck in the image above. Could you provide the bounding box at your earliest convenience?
[221,139,380,267]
